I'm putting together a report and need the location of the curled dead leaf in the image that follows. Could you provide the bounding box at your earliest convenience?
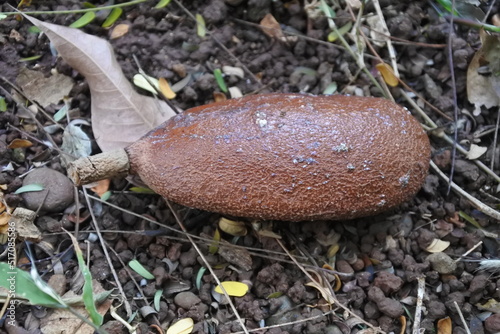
[218,217,247,236]
[425,239,450,253]
[7,139,33,149]
[437,316,452,334]
[260,13,283,39]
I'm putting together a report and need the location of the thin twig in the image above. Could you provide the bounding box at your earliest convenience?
[83,188,133,317]
[430,160,500,221]
[172,0,261,86]
[446,0,458,196]
[491,107,500,172]
[275,238,385,334]
[400,90,500,183]
[455,241,483,263]
[454,301,472,334]
[412,276,425,334]
[165,200,250,334]
[372,0,399,77]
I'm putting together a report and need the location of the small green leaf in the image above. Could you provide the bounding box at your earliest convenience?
[133,73,160,95]
[328,22,352,42]
[19,55,42,62]
[129,260,155,280]
[129,186,156,194]
[196,267,206,291]
[213,69,228,93]
[82,2,97,8]
[266,291,283,299]
[196,13,206,37]
[54,104,69,122]
[155,0,172,8]
[0,97,6,112]
[28,26,41,34]
[66,232,103,326]
[14,184,44,194]
[154,289,162,311]
[69,12,96,28]
[100,191,112,201]
[459,211,482,229]
[0,14,7,21]
[322,82,338,95]
[102,8,123,28]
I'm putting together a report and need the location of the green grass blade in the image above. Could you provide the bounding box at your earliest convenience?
[0,262,67,308]
[67,233,103,326]
[102,8,122,28]
[69,12,96,28]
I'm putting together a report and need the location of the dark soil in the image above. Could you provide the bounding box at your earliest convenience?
[1,0,500,333]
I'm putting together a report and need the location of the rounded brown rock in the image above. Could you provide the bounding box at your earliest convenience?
[126,93,430,221]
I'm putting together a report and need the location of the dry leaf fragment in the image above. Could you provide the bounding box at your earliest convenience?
[437,317,452,334]
[110,23,129,39]
[16,67,74,108]
[90,179,110,197]
[23,15,177,152]
[466,144,488,160]
[260,13,284,39]
[425,239,450,253]
[218,239,252,271]
[218,217,247,236]
[159,77,176,99]
[9,207,41,242]
[467,30,500,116]
[399,315,406,334]
[7,139,33,149]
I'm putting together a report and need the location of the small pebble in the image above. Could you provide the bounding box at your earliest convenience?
[21,168,74,212]
[485,313,500,334]
[427,253,457,274]
[174,291,201,310]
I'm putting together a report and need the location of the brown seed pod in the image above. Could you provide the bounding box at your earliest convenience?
[70,93,431,221]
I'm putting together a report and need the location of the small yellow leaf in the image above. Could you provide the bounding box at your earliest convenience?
[214,281,249,297]
[7,138,33,149]
[437,317,452,334]
[218,217,247,237]
[327,244,339,258]
[159,78,176,99]
[166,318,194,334]
[376,63,399,87]
[333,274,342,292]
[425,239,450,253]
[399,315,407,334]
[110,23,129,39]
[209,228,221,254]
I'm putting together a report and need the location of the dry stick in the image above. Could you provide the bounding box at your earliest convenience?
[430,160,500,221]
[275,238,385,334]
[491,107,500,172]
[171,0,260,86]
[371,0,399,77]
[232,310,336,334]
[164,200,250,334]
[446,0,459,196]
[412,276,426,334]
[401,90,500,183]
[454,301,472,334]
[82,188,133,317]
[455,241,483,263]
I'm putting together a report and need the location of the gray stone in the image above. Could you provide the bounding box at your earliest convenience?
[427,252,457,274]
[22,168,74,212]
[174,291,201,310]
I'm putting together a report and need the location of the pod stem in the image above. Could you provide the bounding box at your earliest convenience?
[68,148,130,186]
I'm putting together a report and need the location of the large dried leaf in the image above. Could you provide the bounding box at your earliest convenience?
[467,31,500,116]
[24,15,177,151]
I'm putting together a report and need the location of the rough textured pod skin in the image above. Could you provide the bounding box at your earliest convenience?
[126,94,430,221]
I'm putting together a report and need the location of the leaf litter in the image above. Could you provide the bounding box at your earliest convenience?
[23,14,177,152]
